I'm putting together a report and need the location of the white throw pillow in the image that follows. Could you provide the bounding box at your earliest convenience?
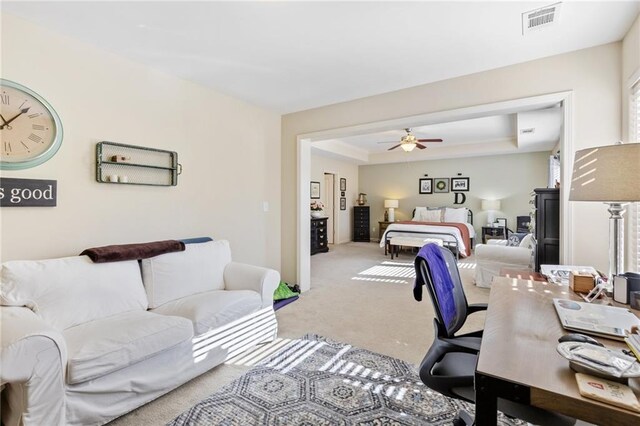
[1,256,148,331]
[444,207,468,223]
[412,207,427,221]
[141,240,232,308]
[420,209,442,222]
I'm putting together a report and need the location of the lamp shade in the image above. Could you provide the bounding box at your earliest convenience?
[384,199,399,209]
[570,143,640,202]
[401,143,416,152]
[481,199,501,211]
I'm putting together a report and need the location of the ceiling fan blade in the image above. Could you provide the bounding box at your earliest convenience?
[416,138,443,142]
[415,143,427,150]
[387,144,402,151]
[376,141,396,144]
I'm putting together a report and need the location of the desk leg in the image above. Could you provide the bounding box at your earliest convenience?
[475,372,498,426]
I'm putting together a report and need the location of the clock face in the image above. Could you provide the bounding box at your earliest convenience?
[0,79,63,169]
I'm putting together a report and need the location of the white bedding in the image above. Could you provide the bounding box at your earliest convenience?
[379,222,475,257]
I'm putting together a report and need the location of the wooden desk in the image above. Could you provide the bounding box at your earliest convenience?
[499,268,547,282]
[475,277,640,425]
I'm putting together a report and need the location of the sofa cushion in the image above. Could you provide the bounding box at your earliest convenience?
[151,290,261,335]
[63,310,193,384]
[141,240,232,309]
[1,256,148,331]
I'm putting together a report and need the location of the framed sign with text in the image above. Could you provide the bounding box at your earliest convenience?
[0,177,57,207]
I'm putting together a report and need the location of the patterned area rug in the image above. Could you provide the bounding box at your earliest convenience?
[168,334,523,425]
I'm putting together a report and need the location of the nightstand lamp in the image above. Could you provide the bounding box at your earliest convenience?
[569,142,640,283]
[384,199,399,222]
[481,199,501,225]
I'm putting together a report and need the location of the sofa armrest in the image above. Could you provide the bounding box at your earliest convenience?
[1,307,66,426]
[475,244,533,265]
[487,239,508,246]
[223,262,280,309]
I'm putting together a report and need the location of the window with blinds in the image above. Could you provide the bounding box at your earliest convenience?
[631,82,640,272]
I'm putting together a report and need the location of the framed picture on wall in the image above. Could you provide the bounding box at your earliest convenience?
[340,197,346,210]
[310,181,320,199]
[434,178,450,193]
[340,178,346,191]
[451,177,469,192]
[419,178,433,194]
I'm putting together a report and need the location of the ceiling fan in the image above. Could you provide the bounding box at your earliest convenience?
[379,128,443,151]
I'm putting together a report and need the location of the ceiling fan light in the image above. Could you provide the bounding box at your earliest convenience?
[401,143,416,152]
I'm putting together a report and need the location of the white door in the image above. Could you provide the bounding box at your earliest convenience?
[323,173,335,244]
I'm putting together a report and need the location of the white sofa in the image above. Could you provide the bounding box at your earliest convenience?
[474,234,536,288]
[0,239,280,426]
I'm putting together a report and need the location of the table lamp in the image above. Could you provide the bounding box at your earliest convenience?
[569,143,640,283]
[384,199,399,222]
[481,199,501,225]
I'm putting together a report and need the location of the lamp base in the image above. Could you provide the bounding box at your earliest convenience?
[607,202,626,285]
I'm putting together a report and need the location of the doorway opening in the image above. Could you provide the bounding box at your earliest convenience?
[297,91,574,292]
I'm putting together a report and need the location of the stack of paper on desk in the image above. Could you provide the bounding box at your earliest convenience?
[626,331,640,361]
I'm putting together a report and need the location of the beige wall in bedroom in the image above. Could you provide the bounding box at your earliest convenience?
[282,42,622,283]
[0,14,282,269]
[310,153,358,244]
[359,151,549,239]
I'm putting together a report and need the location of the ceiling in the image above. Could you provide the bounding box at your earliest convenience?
[311,104,564,165]
[3,1,639,113]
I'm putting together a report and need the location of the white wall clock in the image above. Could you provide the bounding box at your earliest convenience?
[0,79,63,170]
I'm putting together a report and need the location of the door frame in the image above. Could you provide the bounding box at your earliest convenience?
[297,91,574,292]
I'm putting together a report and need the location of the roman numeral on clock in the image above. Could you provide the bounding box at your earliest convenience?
[21,141,30,151]
[32,124,45,131]
[4,141,11,152]
[28,133,42,143]
[0,93,9,105]
[28,113,41,119]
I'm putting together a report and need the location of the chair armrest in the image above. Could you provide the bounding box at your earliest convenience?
[1,307,66,426]
[223,262,281,309]
[467,303,488,314]
[441,336,482,352]
[487,239,508,246]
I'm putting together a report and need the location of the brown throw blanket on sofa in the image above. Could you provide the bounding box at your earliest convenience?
[80,240,185,263]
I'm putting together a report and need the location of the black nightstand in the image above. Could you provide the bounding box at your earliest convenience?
[481,226,506,244]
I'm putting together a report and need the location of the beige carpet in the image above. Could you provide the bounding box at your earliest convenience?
[108,242,488,425]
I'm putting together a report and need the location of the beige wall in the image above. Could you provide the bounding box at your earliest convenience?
[282,42,622,282]
[0,14,282,269]
[310,153,358,244]
[359,152,549,239]
[623,14,640,141]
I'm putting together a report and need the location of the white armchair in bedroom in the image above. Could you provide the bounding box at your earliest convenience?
[474,234,536,288]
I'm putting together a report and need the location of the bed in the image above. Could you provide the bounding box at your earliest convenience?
[379,207,475,258]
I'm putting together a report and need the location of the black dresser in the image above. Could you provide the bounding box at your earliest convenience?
[534,188,560,271]
[311,217,329,255]
[353,206,370,242]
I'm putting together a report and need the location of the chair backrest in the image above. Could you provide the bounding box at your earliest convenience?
[415,244,470,338]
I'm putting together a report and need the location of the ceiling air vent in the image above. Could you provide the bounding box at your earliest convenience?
[522,2,562,35]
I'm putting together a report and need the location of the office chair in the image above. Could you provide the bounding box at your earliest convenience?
[414,243,575,426]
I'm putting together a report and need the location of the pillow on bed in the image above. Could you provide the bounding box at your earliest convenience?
[420,209,442,222]
[412,207,428,221]
[444,207,468,223]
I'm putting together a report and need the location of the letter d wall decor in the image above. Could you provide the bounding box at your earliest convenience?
[453,192,466,205]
